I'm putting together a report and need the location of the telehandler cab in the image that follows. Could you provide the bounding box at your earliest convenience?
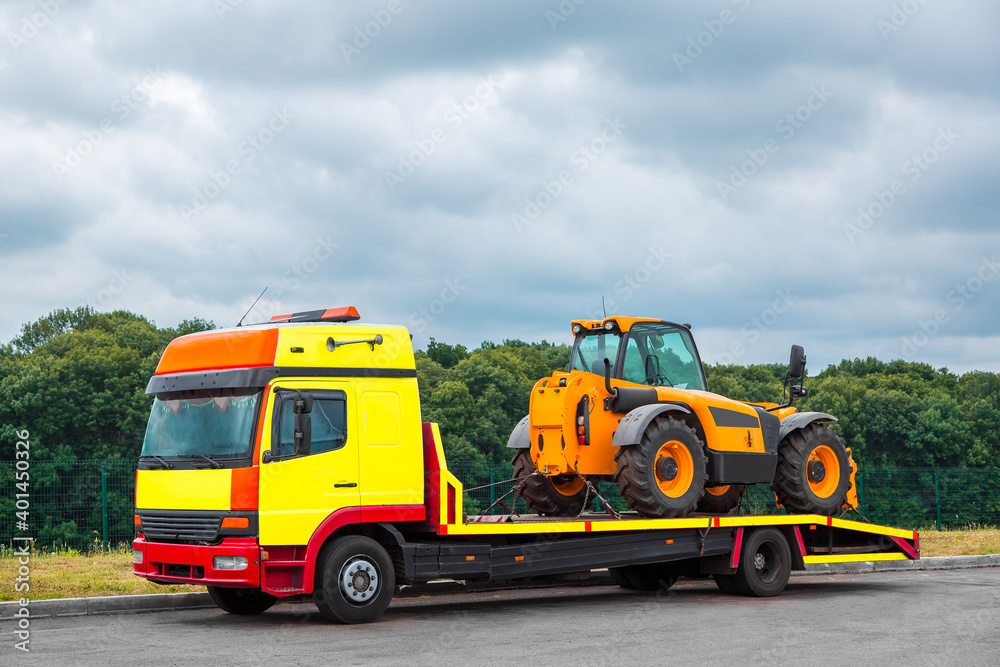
[509,317,857,518]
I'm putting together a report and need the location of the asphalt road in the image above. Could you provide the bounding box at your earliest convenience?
[4,569,999,666]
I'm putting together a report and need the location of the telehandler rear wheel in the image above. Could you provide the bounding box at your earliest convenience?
[512,448,589,516]
[615,417,707,518]
[772,423,851,516]
[696,484,745,514]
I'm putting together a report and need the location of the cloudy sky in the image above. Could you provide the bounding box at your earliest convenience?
[1,0,998,374]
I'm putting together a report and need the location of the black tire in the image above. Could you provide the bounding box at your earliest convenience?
[772,423,852,516]
[313,536,395,624]
[608,567,634,589]
[512,447,589,516]
[697,484,746,514]
[620,563,678,591]
[713,574,740,595]
[207,586,276,615]
[615,417,707,518]
[732,527,791,597]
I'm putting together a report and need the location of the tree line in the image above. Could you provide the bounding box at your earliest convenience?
[2,308,999,469]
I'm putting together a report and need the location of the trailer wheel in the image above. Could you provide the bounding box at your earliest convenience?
[615,417,707,518]
[773,423,851,516]
[696,484,745,514]
[732,527,791,597]
[207,586,276,615]
[512,447,589,516]
[313,536,395,624]
[712,574,740,595]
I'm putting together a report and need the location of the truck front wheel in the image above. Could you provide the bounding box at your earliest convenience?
[207,586,276,615]
[313,536,395,624]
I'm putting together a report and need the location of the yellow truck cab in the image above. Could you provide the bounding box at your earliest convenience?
[133,307,919,623]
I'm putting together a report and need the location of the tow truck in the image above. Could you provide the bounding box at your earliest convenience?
[132,307,920,623]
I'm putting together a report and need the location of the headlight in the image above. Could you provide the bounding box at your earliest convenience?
[604,321,614,330]
[572,324,582,334]
[133,549,144,564]
[213,556,249,571]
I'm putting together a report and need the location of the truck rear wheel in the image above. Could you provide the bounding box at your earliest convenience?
[696,484,745,514]
[207,586,276,615]
[609,564,677,591]
[512,447,589,516]
[773,423,851,516]
[615,417,707,518]
[732,527,791,597]
[313,536,395,624]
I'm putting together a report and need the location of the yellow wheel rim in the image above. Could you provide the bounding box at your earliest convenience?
[807,445,840,499]
[654,440,694,498]
[552,476,585,497]
[705,485,731,497]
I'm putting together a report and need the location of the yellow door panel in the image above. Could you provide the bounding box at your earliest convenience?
[257,380,360,546]
[136,469,231,510]
[356,380,424,508]
[363,392,401,445]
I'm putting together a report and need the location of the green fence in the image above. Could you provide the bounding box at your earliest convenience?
[3,461,999,551]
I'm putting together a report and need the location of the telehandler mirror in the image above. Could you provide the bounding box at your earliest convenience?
[788,345,806,381]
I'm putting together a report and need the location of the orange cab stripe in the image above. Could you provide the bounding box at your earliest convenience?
[155,328,279,375]
[231,466,260,510]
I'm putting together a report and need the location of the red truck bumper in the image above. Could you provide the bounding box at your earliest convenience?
[132,534,261,588]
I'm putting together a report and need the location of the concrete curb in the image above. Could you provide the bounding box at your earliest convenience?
[4,554,998,621]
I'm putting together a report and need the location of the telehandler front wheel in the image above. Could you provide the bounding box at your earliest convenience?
[696,484,745,514]
[615,417,707,518]
[512,448,589,516]
[772,423,851,516]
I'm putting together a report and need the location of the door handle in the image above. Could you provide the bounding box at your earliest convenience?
[334,482,358,488]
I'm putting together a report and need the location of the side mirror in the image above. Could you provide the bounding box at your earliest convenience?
[293,412,312,456]
[293,391,313,415]
[788,345,806,381]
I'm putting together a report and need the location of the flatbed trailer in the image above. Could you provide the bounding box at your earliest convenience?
[131,313,919,624]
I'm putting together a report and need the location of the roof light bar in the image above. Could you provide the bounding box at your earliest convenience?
[270,306,361,324]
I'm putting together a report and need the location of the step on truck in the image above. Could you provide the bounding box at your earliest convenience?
[132,307,920,623]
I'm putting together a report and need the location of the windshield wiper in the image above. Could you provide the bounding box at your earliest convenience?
[139,455,175,470]
[180,454,224,469]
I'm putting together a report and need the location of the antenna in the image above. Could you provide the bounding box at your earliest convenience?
[602,296,607,319]
[236,287,268,327]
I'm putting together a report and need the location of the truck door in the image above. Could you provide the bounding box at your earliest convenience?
[258,381,360,546]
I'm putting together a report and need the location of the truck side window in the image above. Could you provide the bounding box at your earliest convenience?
[272,391,348,458]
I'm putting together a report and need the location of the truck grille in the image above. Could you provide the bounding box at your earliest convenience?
[139,511,223,543]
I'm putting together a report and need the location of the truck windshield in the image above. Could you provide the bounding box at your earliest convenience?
[141,388,262,459]
[568,332,623,376]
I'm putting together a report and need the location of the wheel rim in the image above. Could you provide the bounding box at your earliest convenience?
[654,440,694,498]
[339,555,380,605]
[806,445,840,499]
[552,475,586,496]
[705,484,731,497]
[753,541,780,584]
